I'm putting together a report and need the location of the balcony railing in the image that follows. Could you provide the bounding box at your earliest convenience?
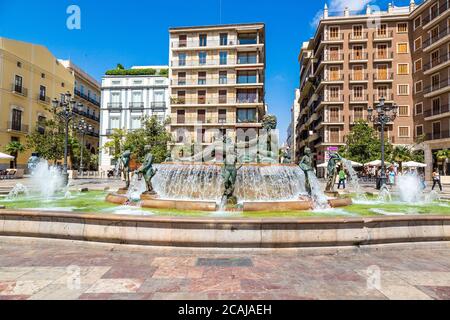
[423,27,450,49]
[426,130,450,141]
[129,102,145,110]
[349,52,369,60]
[349,32,368,41]
[7,122,29,133]
[424,53,450,71]
[423,2,449,25]
[324,74,344,81]
[171,59,236,67]
[373,73,394,81]
[107,102,123,110]
[424,104,450,117]
[373,93,394,101]
[324,115,345,123]
[171,97,261,105]
[349,115,366,123]
[171,38,260,48]
[323,94,344,102]
[37,94,50,104]
[349,73,369,81]
[11,84,28,97]
[75,89,100,107]
[373,52,394,60]
[324,33,344,41]
[172,79,238,86]
[373,30,394,40]
[423,78,450,94]
[322,53,344,62]
[349,94,369,102]
[151,102,167,110]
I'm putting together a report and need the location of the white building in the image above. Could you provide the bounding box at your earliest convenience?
[99,66,170,171]
[287,88,300,162]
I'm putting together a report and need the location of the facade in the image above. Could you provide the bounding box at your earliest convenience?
[410,0,450,178]
[168,23,266,155]
[287,88,300,161]
[99,66,170,171]
[296,2,425,177]
[0,37,74,170]
[59,60,101,156]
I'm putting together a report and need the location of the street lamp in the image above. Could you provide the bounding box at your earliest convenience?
[367,97,398,190]
[51,92,81,185]
[76,118,93,174]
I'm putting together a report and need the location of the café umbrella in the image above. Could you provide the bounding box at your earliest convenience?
[0,152,15,160]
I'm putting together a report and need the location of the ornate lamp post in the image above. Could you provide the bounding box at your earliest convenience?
[52,92,81,185]
[76,118,93,174]
[367,97,398,190]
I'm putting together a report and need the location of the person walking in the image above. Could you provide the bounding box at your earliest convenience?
[337,168,346,189]
[432,169,443,192]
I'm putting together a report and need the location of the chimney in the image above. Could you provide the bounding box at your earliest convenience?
[324,3,329,19]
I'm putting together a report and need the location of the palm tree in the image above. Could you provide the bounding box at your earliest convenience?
[4,141,25,169]
[435,149,450,176]
[391,146,412,172]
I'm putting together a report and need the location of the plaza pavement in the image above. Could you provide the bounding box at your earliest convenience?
[1,237,450,300]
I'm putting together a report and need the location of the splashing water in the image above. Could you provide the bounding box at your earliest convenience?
[397,172,431,204]
[7,183,29,199]
[307,171,329,209]
[30,161,67,199]
[126,174,147,202]
[342,159,367,201]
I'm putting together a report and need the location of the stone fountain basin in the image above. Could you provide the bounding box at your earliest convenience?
[105,192,352,212]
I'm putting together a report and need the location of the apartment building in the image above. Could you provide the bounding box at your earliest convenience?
[59,60,101,156]
[0,37,74,170]
[287,88,301,161]
[410,0,450,178]
[296,3,418,176]
[168,23,266,156]
[99,66,169,171]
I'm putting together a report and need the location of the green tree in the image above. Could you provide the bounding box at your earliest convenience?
[339,121,393,164]
[102,128,127,162]
[262,114,277,131]
[26,118,66,164]
[391,146,413,171]
[435,149,450,175]
[4,141,25,168]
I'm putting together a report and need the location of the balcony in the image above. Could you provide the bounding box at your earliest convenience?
[349,115,366,123]
[424,53,450,73]
[322,53,344,62]
[426,130,450,141]
[75,89,100,107]
[349,73,369,82]
[373,31,394,41]
[373,52,394,61]
[322,94,345,103]
[7,122,29,133]
[423,27,450,51]
[323,33,344,42]
[129,102,145,110]
[11,84,28,97]
[171,79,238,86]
[171,97,260,105]
[423,78,450,97]
[349,94,369,102]
[349,52,369,62]
[324,115,345,124]
[171,38,261,49]
[424,104,450,119]
[323,74,344,82]
[151,102,167,110]
[171,59,236,68]
[423,2,450,27]
[390,136,413,144]
[373,73,394,81]
[107,103,123,111]
[349,32,368,41]
[37,94,50,105]
[373,93,394,102]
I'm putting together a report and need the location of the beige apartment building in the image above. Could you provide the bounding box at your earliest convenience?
[59,60,101,156]
[168,23,266,156]
[296,1,450,179]
[0,37,74,170]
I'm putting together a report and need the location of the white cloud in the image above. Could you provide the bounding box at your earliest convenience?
[310,0,374,28]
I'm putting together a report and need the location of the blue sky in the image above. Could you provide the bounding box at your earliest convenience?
[0,0,411,141]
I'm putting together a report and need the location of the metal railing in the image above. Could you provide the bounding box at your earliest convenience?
[373,52,394,60]
[424,104,450,117]
[349,73,369,81]
[423,78,450,94]
[75,89,100,107]
[171,78,238,86]
[349,32,368,40]
[426,130,450,141]
[423,27,450,49]
[424,52,450,71]
[349,52,369,60]
[349,94,369,102]
[11,84,27,97]
[7,121,29,133]
[373,73,394,81]
[373,93,394,101]
[171,38,260,48]
[423,2,449,25]
[324,33,344,41]
[129,102,145,110]
[37,94,50,104]
[171,59,237,67]
[373,30,394,39]
[151,102,167,109]
[107,102,123,110]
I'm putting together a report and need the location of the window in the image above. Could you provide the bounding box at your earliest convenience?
[219,71,227,84]
[179,53,187,66]
[238,33,257,45]
[328,47,340,60]
[197,90,206,104]
[41,73,45,79]
[329,107,340,122]
[199,52,207,65]
[431,50,440,67]
[397,63,409,75]
[376,44,388,59]
[430,3,439,20]
[177,110,185,124]
[414,17,421,30]
[415,81,423,93]
[219,52,227,65]
[132,91,142,103]
[377,86,388,99]
[377,64,389,80]
[130,117,141,130]
[111,80,121,85]
[430,26,439,42]
[328,66,340,80]
[39,85,46,101]
[179,35,187,47]
[237,89,257,103]
[237,71,257,84]
[353,25,363,38]
[238,52,257,64]
[37,115,46,134]
[198,72,206,85]
[397,23,408,33]
[329,127,340,143]
[416,125,424,138]
[399,105,409,117]
[398,127,410,137]
[414,59,422,72]
[17,61,22,68]
[377,24,387,36]
[398,84,409,95]
[197,109,206,123]
[11,109,22,131]
[352,65,364,80]
[415,102,423,115]
[14,75,23,92]
[219,90,227,104]
[432,121,441,139]
[353,107,364,121]
[329,27,340,39]
[397,43,408,54]
[237,108,257,123]
[432,98,441,115]
[329,87,340,100]
[197,128,206,143]
[352,45,364,60]
[178,72,186,85]
[431,73,440,89]
[353,86,364,100]
[110,117,120,129]
[218,109,227,123]
[220,33,228,46]
[414,37,422,51]
[177,91,186,104]
[199,34,207,47]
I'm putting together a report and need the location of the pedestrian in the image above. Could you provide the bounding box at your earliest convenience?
[389,169,395,185]
[432,169,443,192]
[338,168,346,189]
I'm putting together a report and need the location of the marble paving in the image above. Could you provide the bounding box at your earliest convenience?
[1,237,450,300]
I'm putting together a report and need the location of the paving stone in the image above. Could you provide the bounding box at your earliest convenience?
[86,279,143,294]
[196,258,253,267]
[416,286,450,300]
[0,280,53,296]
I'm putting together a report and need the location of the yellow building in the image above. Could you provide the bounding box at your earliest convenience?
[0,37,75,170]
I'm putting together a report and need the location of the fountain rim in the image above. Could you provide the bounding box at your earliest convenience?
[161,162,298,167]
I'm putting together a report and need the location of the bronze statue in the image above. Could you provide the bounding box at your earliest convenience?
[298,147,314,196]
[119,150,132,189]
[221,138,242,207]
[135,148,158,195]
[325,153,342,193]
